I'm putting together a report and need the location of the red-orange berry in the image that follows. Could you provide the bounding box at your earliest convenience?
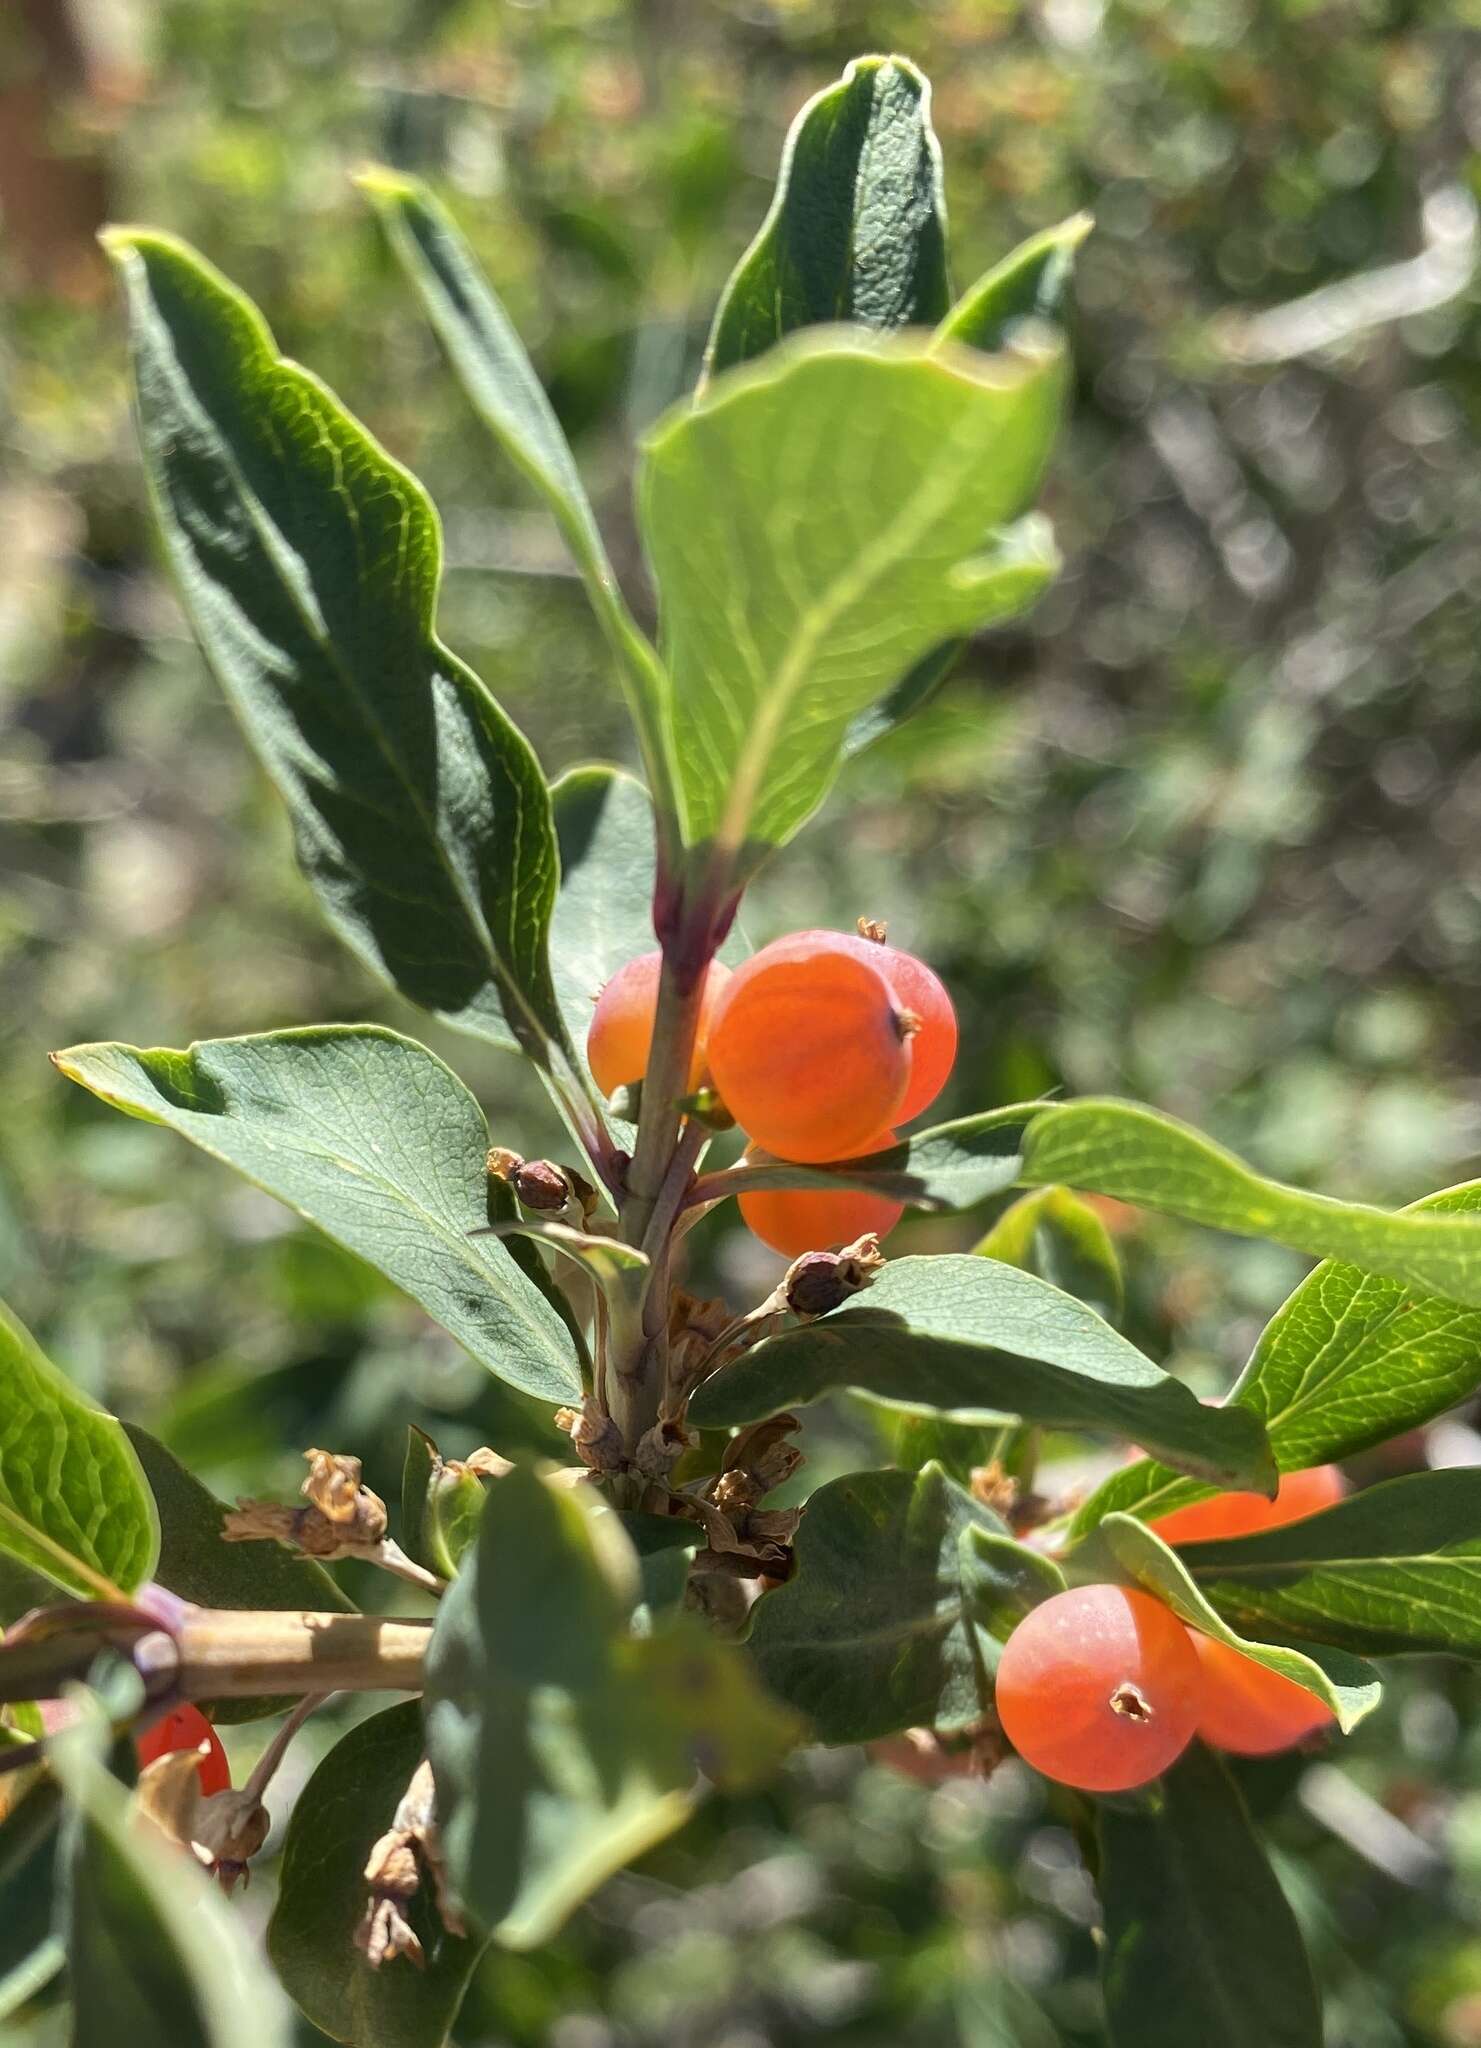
[739,1129,903,1257]
[135,1703,231,1797]
[1151,1464,1345,1548]
[587,951,730,1099]
[846,932,957,1122]
[995,1584,1203,1792]
[1188,1632,1335,1756]
[707,933,913,1162]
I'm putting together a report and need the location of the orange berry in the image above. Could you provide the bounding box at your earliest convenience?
[586,951,730,1098]
[846,934,957,1122]
[135,1703,231,1797]
[1188,1632,1334,1756]
[1151,1465,1345,1548]
[707,933,912,1162]
[995,1584,1203,1792]
[739,1128,903,1257]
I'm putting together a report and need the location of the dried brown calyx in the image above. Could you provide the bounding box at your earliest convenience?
[356,1758,466,1968]
[783,1233,886,1319]
[134,1751,270,1893]
[487,1147,597,1221]
[224,1449,389,1560]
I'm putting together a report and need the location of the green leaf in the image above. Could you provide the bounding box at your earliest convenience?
[360,179,678,841]
[617,1513,698,1618]
[54,1715,293,2048]
[840,517,1056,757]
[703,54,949,382]
[959,1523,1066,1668]
[744,1464,1001,1741]
[401,1427,442,1575]
[0,1777,62,2025]
[268,1702,485,2048]
[1014,1098,1481,1303]
[1072,1177,1481,1538]
[0,1301,157,1601]
[694,1108,1029,1211]
[1174,1469,1481,1661]
[687,1255,1274,1492]
[548,766,660,1079]
[55,1030,582,1406]
[640,331,1064,891]
[425,1465,798,1947]
[125,1424,353,1721]
[938,214,1092,353]
[104,228,569,1068]
[1097,1743,1323,2048]
[975,1184,1124,1324]
[1099,1513,1380,1731]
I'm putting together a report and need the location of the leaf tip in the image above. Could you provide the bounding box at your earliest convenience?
[353,162,418,206]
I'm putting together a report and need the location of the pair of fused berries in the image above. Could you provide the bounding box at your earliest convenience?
[996,1467,1345,1794]
[135,1702,231,1795]
[588,927,957,1257]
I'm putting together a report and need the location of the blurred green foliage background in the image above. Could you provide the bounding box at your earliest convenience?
[4,0,1481,2041]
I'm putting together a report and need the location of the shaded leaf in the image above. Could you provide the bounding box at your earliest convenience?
[693,1108,1029,1212]
[1176,1469,1481,1661]
[0,1777,62,2024]
[1098,1744,1323,2048]
[745,1464,999,1741]
[55,1030,582,1406]
[268,1702,485,2048]
[425,1466,797,1948]
[54,1716,293,2048]
[641,332,1064,891]
[960,1524,1066,1668]
[0,1301,157,1601]
[401,1427,443,1575]
[361,181,677,838]
[688,1255,1274,1492]
[1100,1513,1380,1731]
[105,229,568,1065]
[703,54,949,381]
[975,1184,1124,1325]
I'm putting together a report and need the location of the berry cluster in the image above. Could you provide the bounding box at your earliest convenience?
[996,1466,1345,1792]
[588,926,957,1257]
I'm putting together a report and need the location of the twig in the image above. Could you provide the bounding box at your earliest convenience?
[242,1692,335,1804]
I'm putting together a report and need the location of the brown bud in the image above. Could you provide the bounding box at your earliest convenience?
[633,1418,696,1480]
[302,1448,368,1525]
[856,917,888,944]
[512,1159,573,1212]
[486,1147,523,1183]
[554,1398,625,1472]
[970,1460,1019,1519]
[783,1235,885,1318]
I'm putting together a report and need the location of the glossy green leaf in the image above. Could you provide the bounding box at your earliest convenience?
[1098,1744,1323,2048]
[975,1184,1124,1324]
[55,1717,293,2048]
[361,179,678,838]
[1072,1178,1481,1538]
[55,1030,582,1406]
[938,214,1091,353]
[745,1464,1000,1741]
[703,54,949,382]
[1015,1098,1481,1303]
[425,1465,798,1948]
[641,331,1064,890]
[1100,1513,1380,1730]
[269,1702,485,2048]
[105,228,569,1066]
[688,1255,1274,1492]
[0,1301,157,1601]
[692,1108,1030,1212]
[1176,1470,1481,1660]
